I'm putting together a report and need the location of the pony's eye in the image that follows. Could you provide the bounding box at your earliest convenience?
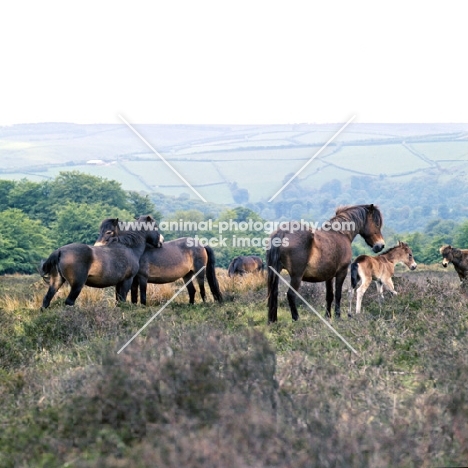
[106,230,114,236]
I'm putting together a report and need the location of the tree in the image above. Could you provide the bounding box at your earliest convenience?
[7,179,55,226]
[0,209,54,274]
[161,209,206,240]
[321,179,342,198]
[0,179,16,211]
[53,202,133,246]
[127,191,160,218]
[454,221,468,247]
[49,171,131,211]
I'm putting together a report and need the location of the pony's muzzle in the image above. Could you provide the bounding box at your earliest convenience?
[94,240,106,246]
[410,263,417,270]
[372,242,385,253]
[442,259,448,267]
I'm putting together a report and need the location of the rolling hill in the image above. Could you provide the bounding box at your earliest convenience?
[1,122,467,205]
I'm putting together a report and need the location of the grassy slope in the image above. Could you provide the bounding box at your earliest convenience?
[0,267,467,467]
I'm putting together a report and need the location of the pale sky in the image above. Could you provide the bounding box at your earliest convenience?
[1,1,467,126]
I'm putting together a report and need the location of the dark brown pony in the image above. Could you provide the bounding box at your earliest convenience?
[228,255,264,277]
[129,237,223,305]
[440,245,468,282]
[97,215,220,305]
[349,241,417,315]
[267,204,385,322]
[40,216,162,308]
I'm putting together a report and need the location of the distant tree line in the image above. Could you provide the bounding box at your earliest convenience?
[246,173,468,233]
[1,171,468,274]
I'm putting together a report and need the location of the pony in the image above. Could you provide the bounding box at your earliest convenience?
[440,245,468,282]
[40,216,162,308]
[228,255,264,277]
[130,238,223,305]
[348,241,417,315]
[267,204,385,322]
[112,216,223,306]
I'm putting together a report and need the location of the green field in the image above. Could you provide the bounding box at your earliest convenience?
[1,123,468,205]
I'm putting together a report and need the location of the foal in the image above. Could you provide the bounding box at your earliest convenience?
[348,241,417,315]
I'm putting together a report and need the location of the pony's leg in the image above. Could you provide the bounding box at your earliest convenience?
[376,280,384,303]
[286,275,302,321]
[325,279,334,318]
[348,286,355,317]
[382,277,397,296]
[139,277,149,306]
[334,269,348,318]
[183,273,196,304]
[116,277,134,302]
[355,278,372,314]
[130,276,139,304]
[197,275,206,302]
[42,275,65,308]
[65,282,85,306]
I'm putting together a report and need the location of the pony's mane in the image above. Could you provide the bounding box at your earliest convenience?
[113,229,149,247]
[379,242,409,256]
[99,218,153,248]
[331,204,383,230]
[439,244,453,254]
[439,244,466,258]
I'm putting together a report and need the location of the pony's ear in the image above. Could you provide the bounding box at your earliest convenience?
[369,204,375,212]
[397,240,402,246]
[113,218,119,226]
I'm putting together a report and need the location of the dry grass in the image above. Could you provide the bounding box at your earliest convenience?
[0,281,117,311]
[1,268,468,466]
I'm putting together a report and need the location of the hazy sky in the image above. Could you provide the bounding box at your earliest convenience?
[1,1,467,126]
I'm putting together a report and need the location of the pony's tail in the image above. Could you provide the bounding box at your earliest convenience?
[39,249,61,284]
[267,231,287,323]
[204,246,223,302]
[350,261,360,289]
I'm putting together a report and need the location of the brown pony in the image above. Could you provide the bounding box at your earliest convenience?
[440,245,468,282]
[130,238,223,305]
[348,241,417,315]
[119,216,222,305]
[228,255,264,277]
[267,204,385,322]
[40,216,162,308]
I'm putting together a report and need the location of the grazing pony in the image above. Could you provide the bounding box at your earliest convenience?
[267,204,385,322]
[440,245,468,282]
[228,255,264,277]
[40,216,162,308]
[348,241,417,315]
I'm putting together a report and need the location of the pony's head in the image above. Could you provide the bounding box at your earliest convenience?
[440,245,461,267]
[94,218,120,246]
[395,241,417,270]
[336,204,385,253]
[361,204,385,253]
[94,216,163,248]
